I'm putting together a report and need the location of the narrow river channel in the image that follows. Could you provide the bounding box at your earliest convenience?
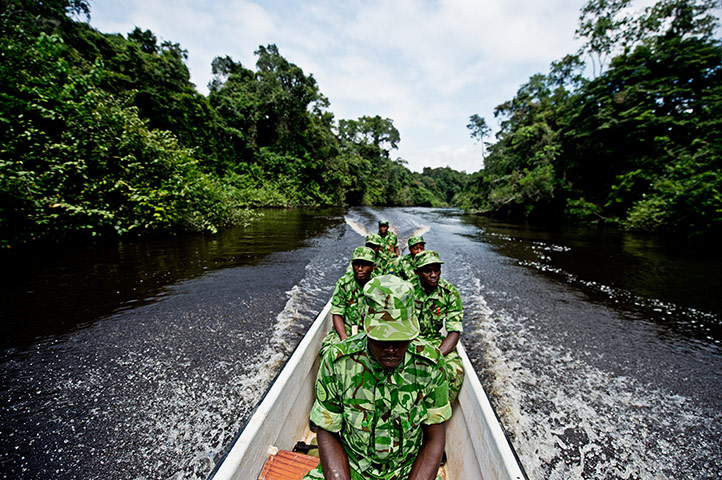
[1,207,720,479]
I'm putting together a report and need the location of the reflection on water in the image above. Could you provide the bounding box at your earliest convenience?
[0,208,344,349]
[1,206,720,480]
[0,207,350,480]
[460,216,722,345]
[448,213,722,480]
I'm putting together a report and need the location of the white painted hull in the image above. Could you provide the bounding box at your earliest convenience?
[209,301,526,480]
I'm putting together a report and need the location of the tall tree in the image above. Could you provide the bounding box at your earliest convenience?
[576,0,633,76]
[338,115,400,156]
[466,114,491,160]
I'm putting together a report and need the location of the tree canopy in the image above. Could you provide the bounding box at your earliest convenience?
[464,0,721,237]
[0,1,461,246]
[2,0,720,246]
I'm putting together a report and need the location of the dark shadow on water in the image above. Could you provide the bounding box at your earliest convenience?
[0,208,345,350]
[459,215,722,345]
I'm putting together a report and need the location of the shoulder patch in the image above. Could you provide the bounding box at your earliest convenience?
[409,338,442,363]
[332,332,367,357]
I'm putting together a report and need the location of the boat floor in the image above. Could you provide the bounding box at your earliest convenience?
[258,450,319,480]
[258,428,448,480]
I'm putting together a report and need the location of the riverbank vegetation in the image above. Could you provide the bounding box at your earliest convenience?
[1,0,720,246]
[0,0,463,246]
[463,0,722,237]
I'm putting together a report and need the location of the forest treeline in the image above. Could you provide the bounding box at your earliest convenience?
[1,0,720,247]
[0,0,463,246]
[462,0,722,237]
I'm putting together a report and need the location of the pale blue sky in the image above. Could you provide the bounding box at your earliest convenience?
[88,0,591,173]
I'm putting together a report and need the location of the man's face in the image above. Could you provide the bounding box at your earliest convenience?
[417,263,441,289]
[368,338,411,369]
[409,243,425,256]
[378,225,389,235]
[352,260,374,282]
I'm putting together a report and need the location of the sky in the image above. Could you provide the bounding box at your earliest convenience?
[87,0,591,173]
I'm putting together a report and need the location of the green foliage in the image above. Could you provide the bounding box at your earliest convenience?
[0,31,253,245]
[565,197,604,222]
[467,114,491,159]
[463,0,721,237]
[0,5,463,246]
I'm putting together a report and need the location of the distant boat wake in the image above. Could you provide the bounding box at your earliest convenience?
[345,216,431,254]
[398,225,431,251]
[344,217,368,237]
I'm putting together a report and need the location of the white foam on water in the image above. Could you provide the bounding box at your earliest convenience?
[179,255,344,478]
[409,225,430,238]
[31,243,348,480]
[344,217,368,237]
[450,253,722,480]
[517,257,720,344]
[472,301,722,479]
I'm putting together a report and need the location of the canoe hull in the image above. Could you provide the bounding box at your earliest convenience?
[209,302,330,480]
[209,301,526,480]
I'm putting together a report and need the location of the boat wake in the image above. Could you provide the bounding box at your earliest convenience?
[450,252,722,480]
[344,217,368,238]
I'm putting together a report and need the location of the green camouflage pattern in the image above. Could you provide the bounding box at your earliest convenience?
[365,233,383,246]
[363,275,420,341]
[378,219,390,226]
[407,235,425,247]
[378,230,398,257]
[322,272,369,354]
[344,260,381,279]
[352,245,377,263]
[373,250,397,276]
[413,250,444,269]
[303,334,450,480]
[413,276,465,403]
[394,253,418,281]
[344,248,389,277]
[412,277,463,337]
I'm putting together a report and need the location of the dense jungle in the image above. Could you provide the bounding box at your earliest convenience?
[1,0,720,247]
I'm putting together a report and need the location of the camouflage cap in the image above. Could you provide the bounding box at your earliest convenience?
[364,233,382,247]
[414,250,444,269]
[351,246,376,264]
[407,235,425,247]
[363,275,420,341]
[378,219,390,226]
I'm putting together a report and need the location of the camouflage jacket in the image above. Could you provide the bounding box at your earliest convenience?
[412,277,463,340]
[330,272,367,332]
[374,250,397,276]
[379,231,398,257]
[310,334,451,478]
[394,254,417,281]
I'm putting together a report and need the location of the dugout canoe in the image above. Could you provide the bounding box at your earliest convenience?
[208,300,527,480]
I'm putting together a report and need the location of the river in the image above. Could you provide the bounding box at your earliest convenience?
[1,207,720,479]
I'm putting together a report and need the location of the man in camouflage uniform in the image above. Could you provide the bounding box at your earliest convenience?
[395,235,426,281]
[378,219,400,258]
[365,233,396,276]
[304,275,450,480]
[412,251,464,404]
[322,246,376,355]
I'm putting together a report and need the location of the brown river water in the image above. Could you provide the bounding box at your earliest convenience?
[1,207,720,479]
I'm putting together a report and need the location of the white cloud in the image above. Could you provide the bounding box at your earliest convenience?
[404,142,484,174]
[88,0,590,173]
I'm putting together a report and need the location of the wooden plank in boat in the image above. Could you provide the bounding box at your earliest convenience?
[257,449,318,480]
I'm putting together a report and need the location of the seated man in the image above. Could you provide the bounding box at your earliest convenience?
[378,219,400,258]
[304,275,451,480]
[412,251,464,404]
[395,235,426,281]
[364,233,395,276]
[322,246,376,355]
